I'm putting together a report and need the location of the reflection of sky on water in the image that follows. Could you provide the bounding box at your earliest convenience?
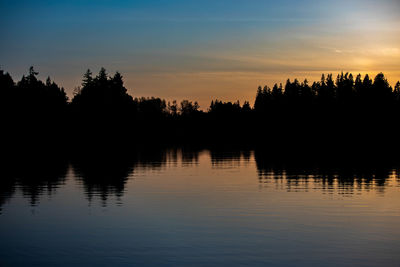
[1,148,400,266]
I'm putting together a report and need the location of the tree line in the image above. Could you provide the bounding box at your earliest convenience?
[254,73,400,112]
[1,66,400,149]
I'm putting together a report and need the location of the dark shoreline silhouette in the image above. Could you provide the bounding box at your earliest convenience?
[1,67,400,153]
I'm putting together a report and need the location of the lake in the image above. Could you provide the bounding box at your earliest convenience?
[1,148,400,266]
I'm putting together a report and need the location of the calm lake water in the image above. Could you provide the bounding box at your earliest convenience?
[1,148,400,266]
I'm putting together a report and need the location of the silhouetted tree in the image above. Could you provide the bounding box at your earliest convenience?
[242,101,252,113]
[372,73,392,103]
[394,81,400,101]
[0,69,14,92]
[179,100,200,117]
[135,97,167,117]
[2,66,68,144]
[362,74,373,101]
[167,100,178,116]
[82,69,93,88]
[71,67,135,117]
[0,69,15,113]
[336,72,354,104]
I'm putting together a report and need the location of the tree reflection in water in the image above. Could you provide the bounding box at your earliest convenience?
[0,154,68,212]
[1,148,399,211]
[254,150,400,195]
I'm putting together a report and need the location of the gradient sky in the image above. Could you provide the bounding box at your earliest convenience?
[1,0,399,108]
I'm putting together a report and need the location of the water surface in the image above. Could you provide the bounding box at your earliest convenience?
[1,149,400,266]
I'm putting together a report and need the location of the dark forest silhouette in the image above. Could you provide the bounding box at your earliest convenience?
[2,66,400,151]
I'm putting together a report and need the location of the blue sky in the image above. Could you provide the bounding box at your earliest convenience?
[1,0,399,106]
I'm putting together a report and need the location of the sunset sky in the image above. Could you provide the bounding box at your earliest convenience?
[1,0,399,108]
